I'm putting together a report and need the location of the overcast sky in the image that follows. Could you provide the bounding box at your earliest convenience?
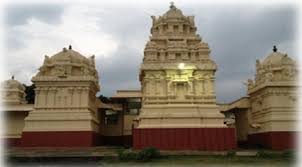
[2,2,298,103]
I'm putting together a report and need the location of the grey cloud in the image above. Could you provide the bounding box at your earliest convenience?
[96,44,141,96]
[4,3,297,103]
[4,3,64,26]
[5,35,25,50]
[4,3,65,51]
[93,8,151,96]
[93,5,296,102]
[186,5,297,102]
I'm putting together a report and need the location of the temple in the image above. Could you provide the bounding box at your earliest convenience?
[20,46,100,147]
[1,4,298,151]
[134,3,236,150]
[222,46,298,150]
[1,76,30,146]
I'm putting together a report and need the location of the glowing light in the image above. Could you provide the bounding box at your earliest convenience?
[178,63,185,69]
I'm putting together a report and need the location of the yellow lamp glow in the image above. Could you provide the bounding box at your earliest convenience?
[178,63,185,69]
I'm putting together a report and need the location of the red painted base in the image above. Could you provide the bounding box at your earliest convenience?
[133,128,236,150]
[2,138,21,147]
[20,131,99,147]
[248,131,298,150]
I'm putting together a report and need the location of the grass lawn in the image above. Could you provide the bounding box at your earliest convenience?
[7,149,296,167]
[98,155,295,167]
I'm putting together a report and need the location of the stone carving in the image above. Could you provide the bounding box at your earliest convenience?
[54,65,66,77]
[249,47,297,92]
[247,79,254,89]
[256,59,260,69]
[35,47,98,83]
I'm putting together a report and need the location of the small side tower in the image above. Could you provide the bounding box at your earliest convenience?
[1,76,26,104]
[1,77,29,147]
[21,46,101,147]
[247,46,298,150]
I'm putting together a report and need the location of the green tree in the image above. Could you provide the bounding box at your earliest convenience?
[98,94,112,103]
[23,84,35,104]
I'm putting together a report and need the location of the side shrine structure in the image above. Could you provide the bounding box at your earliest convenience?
[222,46,299,150]
[1,77,31,146]
[20,46,101,147]
[133,3,236,150]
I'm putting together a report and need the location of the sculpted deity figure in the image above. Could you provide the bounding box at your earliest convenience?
[43,55,51,65]
[247,79,254,89]
[256,59,260,69]
[89,55,95,67]
[282,68,295,80]
[82,67,90,75]
[37,66,47,76]
[37,55,51,76]
[265,72,273,82]
[151,16,156,25]
[54,65,66,77]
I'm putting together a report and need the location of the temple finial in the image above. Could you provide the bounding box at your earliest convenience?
[170,1,175,9]
[273,45,277,52]
[69,45,72,50]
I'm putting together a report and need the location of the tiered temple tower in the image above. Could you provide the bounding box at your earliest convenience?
[134,3,236,150]
[21,46,100,147]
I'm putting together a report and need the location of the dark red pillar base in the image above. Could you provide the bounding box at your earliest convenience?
[133,128,236,150]
[248,131,298,150]
[20,131,100,147]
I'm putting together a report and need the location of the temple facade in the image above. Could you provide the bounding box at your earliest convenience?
[222,46,298,150]
[134,3,236,150]
[1,4,298,151]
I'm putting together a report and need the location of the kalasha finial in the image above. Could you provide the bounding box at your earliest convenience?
[11,75,14,80]
[273,45,277,52]
[69,45,72,50]
[170,1,175,9]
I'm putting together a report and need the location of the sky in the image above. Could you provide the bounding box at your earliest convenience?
[1,1,298,103]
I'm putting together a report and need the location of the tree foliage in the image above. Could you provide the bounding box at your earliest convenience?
[23,84,35,104]
[98,94,112,103]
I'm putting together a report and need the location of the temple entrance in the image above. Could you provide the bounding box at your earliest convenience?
[97,93,141,147]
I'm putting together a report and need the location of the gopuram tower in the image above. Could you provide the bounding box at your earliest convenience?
[134,3,236,150]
